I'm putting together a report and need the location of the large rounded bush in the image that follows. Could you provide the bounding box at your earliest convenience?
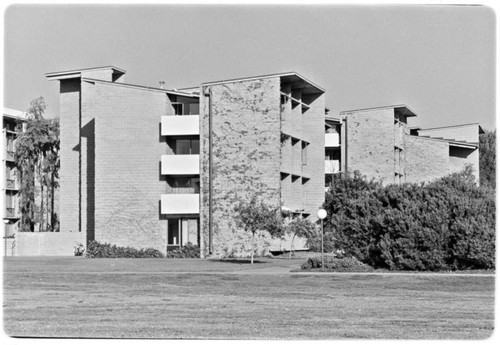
[315,169,495,271]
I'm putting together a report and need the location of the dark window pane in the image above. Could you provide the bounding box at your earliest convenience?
[191,139,200,154]
[168,219,180,245]
[176,139,191,154]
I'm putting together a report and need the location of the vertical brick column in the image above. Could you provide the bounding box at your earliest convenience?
[91,82,168,252]
[200,78,281,257]
[59,79,81,233]
[345,109,396,185]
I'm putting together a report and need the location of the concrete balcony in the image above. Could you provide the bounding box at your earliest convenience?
[5,207,19,219]
[5,151,15,162]
[161,155,199,175]
[161,194,199,215]
[5,179,19,190]
[325,160,340,174]
[325,133,340,147]
[161,115,199,136]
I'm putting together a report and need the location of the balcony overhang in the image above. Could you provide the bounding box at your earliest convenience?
[325,133,340,147]
[161,155,200,175]
[161,115,200,136]
[161,194,200,215]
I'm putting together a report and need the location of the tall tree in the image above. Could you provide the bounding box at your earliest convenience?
[14,97,60,232]
[479,130,496,189]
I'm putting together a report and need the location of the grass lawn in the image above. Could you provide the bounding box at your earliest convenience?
[3,257,495,339]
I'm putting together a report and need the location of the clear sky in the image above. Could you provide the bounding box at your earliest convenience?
[2,3,496,130]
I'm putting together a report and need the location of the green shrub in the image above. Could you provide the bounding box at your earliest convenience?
[166,242,200,258]
[85,241,164,258]
[74,243,85,256]
[479,130,495,189]
[301,256,374,272]
[318,169,495,271]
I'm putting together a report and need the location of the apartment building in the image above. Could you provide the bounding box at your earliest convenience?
[1,108,27,242]
[324,105,482,185]
[45,66,325,257]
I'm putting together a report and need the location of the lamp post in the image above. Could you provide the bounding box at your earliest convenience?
[317,209,327,269]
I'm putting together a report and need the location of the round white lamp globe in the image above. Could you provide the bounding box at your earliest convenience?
[317,209,327,220]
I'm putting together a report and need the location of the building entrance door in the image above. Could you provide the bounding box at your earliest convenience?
[167,218,199,249]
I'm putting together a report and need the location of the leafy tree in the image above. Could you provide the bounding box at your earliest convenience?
[321,169,495,271]
[14,97,60,232]
[285,217,316,259]
[234,196,284,264]
[479,129,495,189]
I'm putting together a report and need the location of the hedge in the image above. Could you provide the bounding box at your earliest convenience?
[166,242,200,258]
[85,241,164,258]
[312,168,495,271]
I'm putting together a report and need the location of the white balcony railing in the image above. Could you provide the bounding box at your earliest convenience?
[5,208,18,218]
[5,179,17,190]
[161,194,199,215]
[325,160,340,174]
[6,151,15,162]
[161,115,199,136]
[325,133,340,147]
[161,155,199,175]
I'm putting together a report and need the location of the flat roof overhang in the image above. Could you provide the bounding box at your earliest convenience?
[340,104,418,117]
[45,66,126,81]
[77,77,199,99]
[448,141,478,149]
[419,122,485,135]
[201,71,325,94]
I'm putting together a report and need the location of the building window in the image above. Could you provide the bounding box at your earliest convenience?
[301,142,308,166]
[174,138,199,155]
[167,218,199,247]
[172,102,200,116]
[325,148,340,161]
[168,219,180,245]
[168,177,200,194]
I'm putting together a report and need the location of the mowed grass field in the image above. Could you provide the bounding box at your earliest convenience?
[2,257,495,339]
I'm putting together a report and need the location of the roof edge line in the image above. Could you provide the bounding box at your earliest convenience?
[81,77,200,97]
[200,71,325,92]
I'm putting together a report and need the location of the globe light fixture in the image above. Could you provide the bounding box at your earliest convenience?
[317,209,327,220]
[317,209,327,269]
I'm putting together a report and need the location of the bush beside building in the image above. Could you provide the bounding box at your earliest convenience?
[318,169,495,271]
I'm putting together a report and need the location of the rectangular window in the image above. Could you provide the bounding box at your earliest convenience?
[325,148,340,161]
[168,219,180,245]
[172,103,184,116]
[168,177,200,194]
[168,218,199,246]
[6,192,14,208]
[191,139,200,154]
[6,137,14,151]
[175,139,191,154]
[186,103,200,115]
[301,142,308,166]
[172,102,200,115]
[173,138,199,155]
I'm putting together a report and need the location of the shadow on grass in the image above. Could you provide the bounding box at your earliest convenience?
[209,259,267,264]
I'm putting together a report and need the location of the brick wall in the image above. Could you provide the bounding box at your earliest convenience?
[345,109,396,184]
[418,124,480,143]
[405,136,449,183]
[200,78,282,257]
[59,78,81,233]
[301,92,325,213]
[82,81,169,252]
